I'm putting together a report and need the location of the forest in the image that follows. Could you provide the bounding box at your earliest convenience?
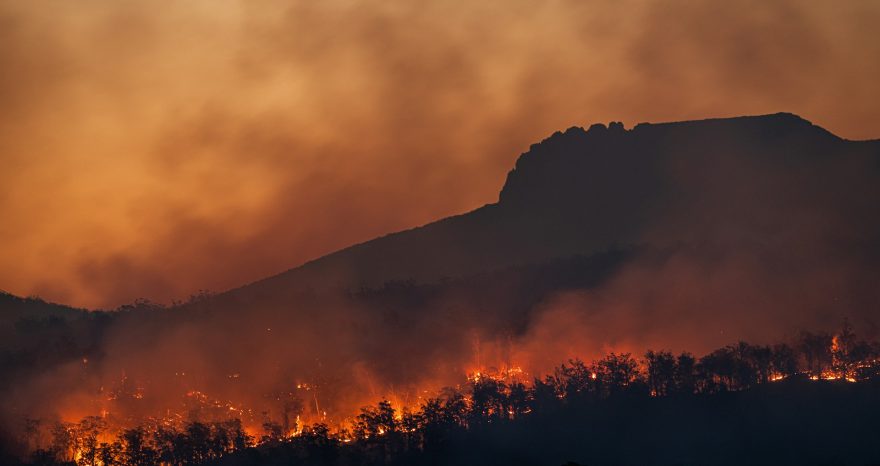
[5,322,879,466]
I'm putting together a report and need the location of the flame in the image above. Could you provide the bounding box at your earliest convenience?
[26,333,880,464]
[467,365,526,383]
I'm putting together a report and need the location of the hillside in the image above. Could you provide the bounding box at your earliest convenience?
[2,113,880,466]
[228,113,880,305]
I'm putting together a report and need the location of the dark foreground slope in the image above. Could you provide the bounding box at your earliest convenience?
[217,379,880,466]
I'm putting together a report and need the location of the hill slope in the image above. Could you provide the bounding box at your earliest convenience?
[230,113,880,303]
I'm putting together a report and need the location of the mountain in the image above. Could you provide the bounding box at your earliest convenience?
[228,113,880,304]
[4,112,878,340]
[2,113,879,455]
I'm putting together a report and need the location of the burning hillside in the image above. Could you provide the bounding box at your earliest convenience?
[2,114,880,465]
[9,324,880,465]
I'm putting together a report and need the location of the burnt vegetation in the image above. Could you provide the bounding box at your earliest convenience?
[5,322,880,466]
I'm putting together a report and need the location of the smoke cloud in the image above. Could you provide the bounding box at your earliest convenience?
[1,0,879,308]
[2,2,880,449]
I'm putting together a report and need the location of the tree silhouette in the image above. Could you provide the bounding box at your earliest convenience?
[355,399,397,439]
[596,353,640,395]
[297,423,338,464]
[185,422,212,464]
[770,343,799,378]
[74,416,106,466]
[13,328,880,466]
[645,350,676,396]
[532,377,562,412]
[507,382,532,418]
[100,441,123,466]
[698,347,735,392]
[799,331,833,377]
[731,342,760,388]
[260,420,284,444]
[744,343,773,384]
[119,427,154,466]
[673,352,697,395]
[555,359,595,400]
[469,378,507,424]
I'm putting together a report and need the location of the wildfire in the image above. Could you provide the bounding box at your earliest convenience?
[18,327,880,465]
[287,415,303,438]
[467,366,526,383]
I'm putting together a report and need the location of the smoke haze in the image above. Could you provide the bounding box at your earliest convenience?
[2,0,880,308]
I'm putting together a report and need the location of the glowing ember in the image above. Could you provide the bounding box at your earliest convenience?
[12,327,880,464]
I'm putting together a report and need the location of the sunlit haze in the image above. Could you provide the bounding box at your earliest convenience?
[3,0,880,308]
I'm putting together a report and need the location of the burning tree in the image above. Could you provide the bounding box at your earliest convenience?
[12,324,880,466]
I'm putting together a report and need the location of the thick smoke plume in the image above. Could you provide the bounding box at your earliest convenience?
[2,0,880,456]
[5,116,880,446]
[2,0,880,308]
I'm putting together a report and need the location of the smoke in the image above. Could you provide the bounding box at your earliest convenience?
[2,0,880,451]
[1,0,880,308]
[512,246,880,376]
[1,288,499,437]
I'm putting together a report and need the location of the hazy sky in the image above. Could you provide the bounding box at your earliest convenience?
[2,0,879,309]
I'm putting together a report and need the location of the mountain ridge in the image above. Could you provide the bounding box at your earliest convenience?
[3,113,877,311]
[225,112,880,305]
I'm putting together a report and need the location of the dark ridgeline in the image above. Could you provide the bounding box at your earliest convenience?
[2,113,880,466]
[6,113,877,316]
[228,112,880,306]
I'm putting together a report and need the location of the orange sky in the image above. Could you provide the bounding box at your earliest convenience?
[1,0,879,309]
